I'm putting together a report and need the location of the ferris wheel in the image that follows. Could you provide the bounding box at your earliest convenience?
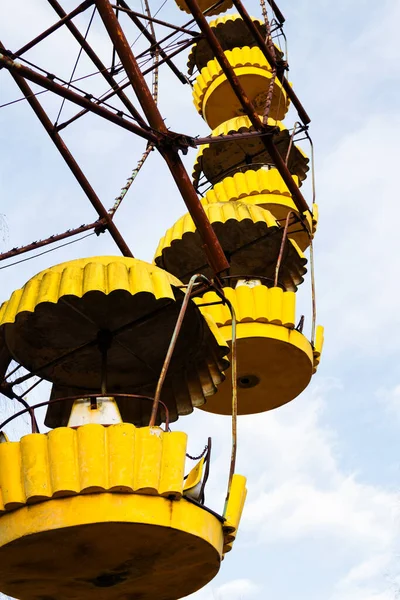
[0,1,324,598]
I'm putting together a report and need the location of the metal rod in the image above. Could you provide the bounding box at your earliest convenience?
[266,0,285,24]
[0,220,105,262]
[56,36,196,132]
[95,0,229,276]
[10,0,95,59]
[111,4,198,35]
[116,0,187,84]
[0,53,159,144]
[265,139,310,215]
[149,274,201,427]
[230,0,310,124]
[47,0,147,127]
[274,210,294,287]
[0,46,134,257]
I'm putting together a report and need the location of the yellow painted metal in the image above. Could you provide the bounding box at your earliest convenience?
[196,286,296,329]
[223,474,247,543]
[195,286,322,415]
[154,201,307,291]
[192,116,309,187]
[0,423,246,598]
[202,168,318,250]
[0,493,223,600]
[313,324,325,374]
[0,256,230,428]
[187,13,282,73]
[0,425,187,510]
[193,47,289,128]
[183,457,205,492]
[174,0,232,16]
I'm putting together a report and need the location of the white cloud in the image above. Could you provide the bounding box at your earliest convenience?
[186,578,261,600]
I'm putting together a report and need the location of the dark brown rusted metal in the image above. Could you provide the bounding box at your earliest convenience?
[95,0,229,276]
[266,0,285,25]
[56,36,197,132]
[47,0,147,127]
[0,53,159,144]
[116,0,187,84]
[0,46,134,257]
[112,4,198,35]
[149,273,201,427]
[274,210,294,287]
[265,139,310,215]
[0,220,106,262]
[230,0,310,125]
[10,0,95,59]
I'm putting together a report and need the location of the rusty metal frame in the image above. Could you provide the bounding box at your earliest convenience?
[94,0,229,276]
[0,0,312,271]
[0,220,106,262]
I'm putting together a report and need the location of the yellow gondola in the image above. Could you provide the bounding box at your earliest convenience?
[174,0,232,16]
[187,13,283,75]
[0,422,247,600]
[203,168,318,251]
[192,115,309,188]
[195,284,324,415]
[0,256,229,427]
[193,46,289,128]
[154,201,307,291]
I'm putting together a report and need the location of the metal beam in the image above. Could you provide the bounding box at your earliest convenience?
[10,0,94,59]
[46,0,147,127]
[116,0,188,84]
[0,53,160,144]
[95,0,229,276]
[56,36,197,132]
[0,43,133,257]
[0,220,105,262]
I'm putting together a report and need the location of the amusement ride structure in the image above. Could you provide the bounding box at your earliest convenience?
[0,0,323,598]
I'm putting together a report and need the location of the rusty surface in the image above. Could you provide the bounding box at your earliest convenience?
[266,0,285,24]
[0,44,133,257]
[0,53,160,144]
[274,210,294,287]
[95,0,229,276]
[116,0,187,83]
[264,138,310,215]
[47,0,147,127]
[149,274,201,427]
[0,220,106,262]
[56,36,197,132]
[112,4,199,35]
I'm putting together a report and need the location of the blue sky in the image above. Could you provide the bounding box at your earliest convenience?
[1,1,400,599]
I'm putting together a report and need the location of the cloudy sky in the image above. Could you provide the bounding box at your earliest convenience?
[1,0,400,599]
